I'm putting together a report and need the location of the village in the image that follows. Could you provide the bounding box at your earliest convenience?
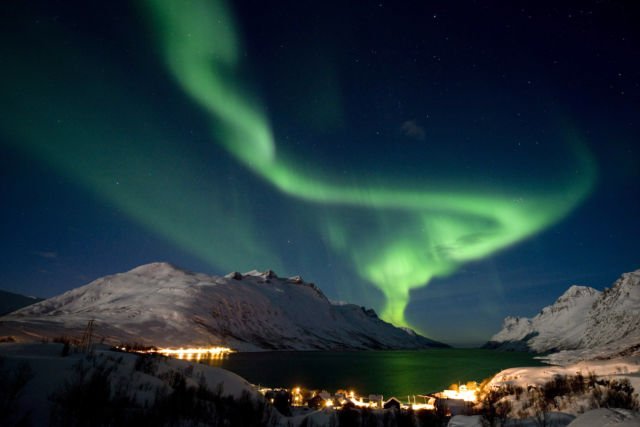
[257,383,479,417]
[115,344,481,417]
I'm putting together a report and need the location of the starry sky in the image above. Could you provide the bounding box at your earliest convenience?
[1,0,638,346]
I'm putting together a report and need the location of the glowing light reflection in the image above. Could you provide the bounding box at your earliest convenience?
[117,345,234,360]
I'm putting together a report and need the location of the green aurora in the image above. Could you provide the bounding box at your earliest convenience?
[143,0,596,326]
[0,0,596,330]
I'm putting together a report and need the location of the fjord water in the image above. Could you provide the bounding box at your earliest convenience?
[207,349,543,397]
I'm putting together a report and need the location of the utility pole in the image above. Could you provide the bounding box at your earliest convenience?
[80,319,95,352]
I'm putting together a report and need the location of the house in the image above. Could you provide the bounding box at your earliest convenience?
[307,394,327,409]
[383,397,402,410]
[368,394,384,408]
[318,390,331,400]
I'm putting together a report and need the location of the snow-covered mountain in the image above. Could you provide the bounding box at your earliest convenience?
[485,270,640,357]
[0,263,446,350]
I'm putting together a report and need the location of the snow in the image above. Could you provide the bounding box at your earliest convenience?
[426,411,636,427]
[566,408,640,427]
[4,342,639,427]
[487,356,640,395]
[487,269,640,359]
[474,355,640,427]
[0,342,256,425]
[489,285,600,352]
[446,410,640,427]
[0,262,445,351]
[446,414,579,427]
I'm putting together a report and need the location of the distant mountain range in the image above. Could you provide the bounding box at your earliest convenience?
[485,269,640,358]
[0,263,447,350]
[0,289,43,316]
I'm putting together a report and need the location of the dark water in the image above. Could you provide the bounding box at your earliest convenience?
[204,349,543,397]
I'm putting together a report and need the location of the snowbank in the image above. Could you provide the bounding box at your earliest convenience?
[0,342,258,425]
[566,408,640,426]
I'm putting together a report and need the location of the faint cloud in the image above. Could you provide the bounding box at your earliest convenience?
[33,251,58,259]
[400,120,426,141]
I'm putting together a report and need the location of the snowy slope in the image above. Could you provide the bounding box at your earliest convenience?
[475,356,640,427]
[0,342,259,426]
[582,271,640,351]
[486,285,600,352]
[485,270,640,357]
[0,263,446,350]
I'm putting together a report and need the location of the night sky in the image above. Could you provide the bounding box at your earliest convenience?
[1,0,638,345]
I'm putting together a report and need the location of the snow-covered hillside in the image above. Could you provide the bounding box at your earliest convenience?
[456,356,640,427]
[0,342,263,426]
[485,270,640,358]
[0,263,446,350]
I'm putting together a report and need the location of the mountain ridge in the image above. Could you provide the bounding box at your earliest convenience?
[0,262,447,351]
[484,269,640,358]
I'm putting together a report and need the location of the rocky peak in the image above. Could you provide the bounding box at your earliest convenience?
[502,316,530,329]
[225,271,243,280]
[0,263,448,350]
[486,269,640,356]
[558,285,599,301]
[128,262,184,277]
[542,285,600,315]
[287,275,304,284]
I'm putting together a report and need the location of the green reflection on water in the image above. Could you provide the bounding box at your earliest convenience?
[194,349,544,397]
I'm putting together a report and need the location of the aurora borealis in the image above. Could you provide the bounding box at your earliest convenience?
[142,0,599,326]
[1,0,638,344]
